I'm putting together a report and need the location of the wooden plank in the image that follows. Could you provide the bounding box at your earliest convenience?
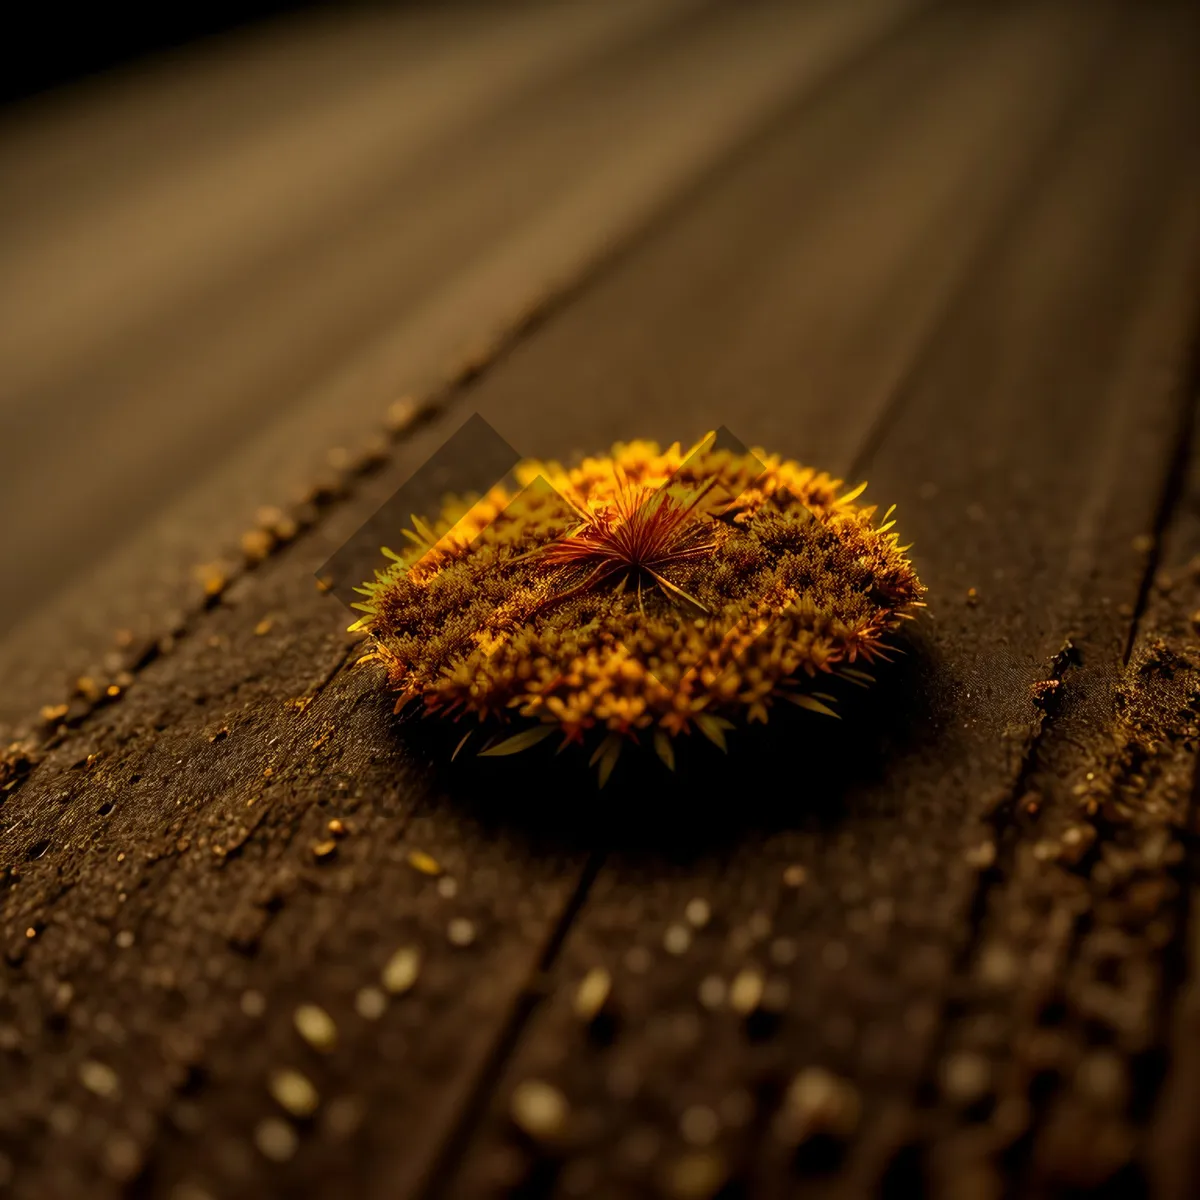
[0,3,1197,1200]
[0,0,925,731]
[912,125,1200,1200]
[0,0,709,635]
[1142,403,1200,1200]
[0,0,707,398]
[425,4,1200,1197]
[0,4,945,1198]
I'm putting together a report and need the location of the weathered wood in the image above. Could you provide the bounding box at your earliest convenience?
[0,0,922,726]
[1142,414,1200,1200]
[432,3,1200,1197]
[1,2,1198,1198]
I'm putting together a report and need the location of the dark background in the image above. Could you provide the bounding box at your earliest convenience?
[2,2,321,103]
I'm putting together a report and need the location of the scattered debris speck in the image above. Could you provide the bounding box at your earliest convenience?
[1058,823,1097,865]
[664,924,692,955]
[241,529,274,563]
[574,968,612,1022]
[311,839,338,863]
[79,1059,120,1098]
[294,1004,338,1052]
[774,1067,860,1144]
[964,840,997,870]
[241,990,266,1018]
[103,1134,142,1181]
[385,396,419,434]
[408,850,442,876]
[381,946,421,995]
[729,969,764,1015]
[194,563,229,598]
[447,918,476,947]
[940,1051,991,1106]
[977,943,1019,989]
[510,1079,568,1142]
[355,987,387,1021]
[269,1068,320,1118]
[255,1117,299,1162]
[1031,838,1060,863]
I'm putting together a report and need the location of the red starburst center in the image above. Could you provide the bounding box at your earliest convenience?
[535,478,719,611]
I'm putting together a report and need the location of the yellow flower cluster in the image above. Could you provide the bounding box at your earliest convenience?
[353,435,924,779]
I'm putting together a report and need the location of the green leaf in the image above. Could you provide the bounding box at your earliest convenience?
[478,725,555,757]
[588,734,613,766]
[785,694,841,719]
[654,730,676,772]
[840,668,874,688]
[596,735,623,788]
[695,713,729,752]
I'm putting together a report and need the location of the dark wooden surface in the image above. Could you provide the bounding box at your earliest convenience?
[2,2,1199,1197]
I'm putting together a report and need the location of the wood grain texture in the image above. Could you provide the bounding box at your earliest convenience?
[0,0,922,724]
[1,2,1198,1198]
[434,5,1200,1197]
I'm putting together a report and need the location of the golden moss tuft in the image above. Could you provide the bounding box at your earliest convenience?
[353,434,924,780]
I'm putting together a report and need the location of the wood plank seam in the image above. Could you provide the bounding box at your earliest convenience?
[1015,388,1200,1196]
[1122,377,1200,669]
[417,7,1200,1190]
[388,7,1176,1190]
[697,16,1148,1180]
[290,8,1082,1189]
[916,328,1200,1192]
[1114,380,1200,1188]
[415,852,607,1200]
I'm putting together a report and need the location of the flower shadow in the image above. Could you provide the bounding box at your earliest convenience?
[411,625,941,859]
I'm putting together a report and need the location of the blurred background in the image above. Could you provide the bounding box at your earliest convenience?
[3,5,1200,1198]
[0,0,1195,696]
[1,0,942,702]
[1,1,325,103]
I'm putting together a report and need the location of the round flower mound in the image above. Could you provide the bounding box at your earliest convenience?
[352,434,925,781]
